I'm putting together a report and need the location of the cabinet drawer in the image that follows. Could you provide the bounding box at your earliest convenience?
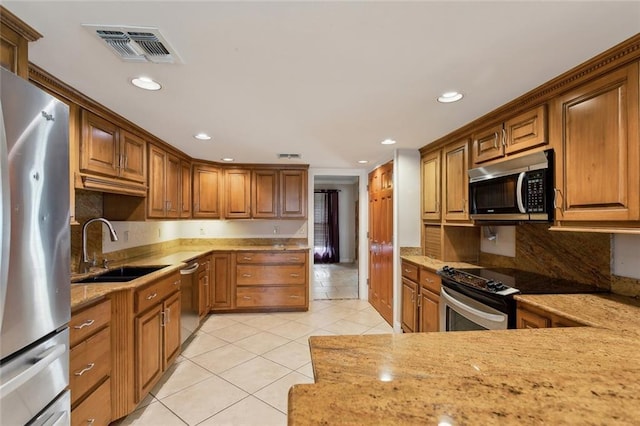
[236,265,306,286]
[70,326,111,406]
[236,252,306,264]
[71,377,111,426]
[70,299,111,347]
[401,262,419,282]
[135,273,180,314]
[419,269,441,294]
[237,286,306,308]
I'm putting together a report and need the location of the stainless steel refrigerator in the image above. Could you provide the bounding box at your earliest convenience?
[0,67,71,425]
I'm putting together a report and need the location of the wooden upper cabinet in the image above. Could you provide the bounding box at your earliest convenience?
[80,110,120,178]
[442,138,470,221]
[280,169,307,218]
[193,164,221,219]
[119,130,146,183]
[552,62,639,222]
[0,6,41,79]
[253,169,278,218]
[165,153,180,218]
[180,161,192,218]
[472,105,547,165]
[421,150,441,220]
[224,169,252,218]
[147,144,180,219]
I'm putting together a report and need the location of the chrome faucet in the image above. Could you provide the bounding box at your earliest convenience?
[80,217,118,273]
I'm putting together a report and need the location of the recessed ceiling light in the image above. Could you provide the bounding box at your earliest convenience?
[358,160,369,164]
[437,91,463,103]
[221,157,234,162]
[194,133,212,141]
[381,139,396,145]
[131,76,161,91]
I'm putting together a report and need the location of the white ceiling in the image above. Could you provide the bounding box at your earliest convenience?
[6,1,640,169]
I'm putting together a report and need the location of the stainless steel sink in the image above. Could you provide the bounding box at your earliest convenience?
[74,265,169,284]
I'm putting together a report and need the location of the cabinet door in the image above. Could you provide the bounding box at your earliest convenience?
[442,138,470,221]
[80,110,119,178]
[198,260,211,317]
[135,304,163,401]
[421,150,441,220]
[147,145,166,218]
[193,165,221,218]
[553,63,639,221]
[504,104,547,155]
[401,278,417,333]
[211,253,232,309]
[418,289,439,332]
[280,170,307,218]
[253,169,278,218]
[180,161,192,218]
[516,308,550,329]
[165,153,180,218]
[163,292,181,369]
[471,123,504,165]
[225,169,251,218]
[119,130,146,183]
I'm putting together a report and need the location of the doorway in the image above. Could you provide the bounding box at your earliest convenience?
[312,176,359,300]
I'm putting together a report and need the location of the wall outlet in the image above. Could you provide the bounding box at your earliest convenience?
[124,230,129,242]
[200,227,205,236]
[157,228,161,238]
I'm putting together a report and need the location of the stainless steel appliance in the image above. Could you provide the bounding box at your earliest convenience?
[468,149,554,222]
[0,68,71,425]
[179,260,200,344]
[438,266,606,332]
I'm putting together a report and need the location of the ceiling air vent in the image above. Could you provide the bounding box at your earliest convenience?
[83,24,181,64]
[277,153,302,160]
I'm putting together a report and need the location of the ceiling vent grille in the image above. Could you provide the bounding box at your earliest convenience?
[83,25,181,64]
[277,153,302,160]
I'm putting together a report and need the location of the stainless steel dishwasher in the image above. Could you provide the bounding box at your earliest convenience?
[180,261,200,344]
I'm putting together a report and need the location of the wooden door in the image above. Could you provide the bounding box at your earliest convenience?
[135,304,163,401]
[471,123,503,165]
[378,185,393,324]
[401,278,417,333]
[443,138,470,221]
[367,170,380,309]
[225,169,251,218]
[147,145,167,218]
[280,170,307,218]
[163,292,181,368]
[421,150,441,220]
[180,161,192,218]
[210,253,232,309]
[253,169,278,218]
[419,289,439,332]
[165,153,180,218]
[80,110,119,178]
[552,62,639,221]
[192,164,221,218]
[119,130,146,183]
[504,104,547,155]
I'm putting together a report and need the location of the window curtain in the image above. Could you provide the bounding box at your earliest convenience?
[314,190,340,263]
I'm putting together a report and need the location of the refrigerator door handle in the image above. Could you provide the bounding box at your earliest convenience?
[0,343,66,397]
[0,100,11,332]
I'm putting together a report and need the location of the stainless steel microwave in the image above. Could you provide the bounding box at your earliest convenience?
[468,149,554,222]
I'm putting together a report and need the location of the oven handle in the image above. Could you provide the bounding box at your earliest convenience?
[440,287,506,324]
[516,172,526,214]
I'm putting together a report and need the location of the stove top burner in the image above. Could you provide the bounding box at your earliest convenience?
[439,266,520,296]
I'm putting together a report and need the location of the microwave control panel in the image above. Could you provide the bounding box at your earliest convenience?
[526,171,546,212]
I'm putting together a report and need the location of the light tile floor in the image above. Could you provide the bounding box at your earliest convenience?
[114,299,393,426]
[312,263,359,300]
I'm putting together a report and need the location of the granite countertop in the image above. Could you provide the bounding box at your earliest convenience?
[71,244,310,310]
[289,292,640,424]
[400,255,478,271]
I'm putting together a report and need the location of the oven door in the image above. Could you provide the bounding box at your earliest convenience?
[439,287,508,331]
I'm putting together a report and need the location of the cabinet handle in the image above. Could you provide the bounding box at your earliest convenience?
[74,363,95,376]
[124,155,128,169]
[436,200,440,213]
[173,280,180,286]
[404,269,411,273]
[243,296,252,300]
[553,188,562,209]
[242,273,252,278]
[242,256,253,261]
[160,311,166,327]
[87,419,95,425]
[165,307,170,323]
[501,128,507,147]
[73,319,95,329]
[289,295,301,299]
[290,273,300,278]
[194,202,199,212]
[289,257,300,262]
[424,278,434,284]
[146,292,158,300]
[462,199,467,213]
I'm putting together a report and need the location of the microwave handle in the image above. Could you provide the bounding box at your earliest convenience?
[516,172,526,214]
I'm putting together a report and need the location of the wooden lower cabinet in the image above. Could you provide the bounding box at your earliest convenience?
[198,256,212,319]
[401,278,418,333]
[418,289,440,332]
[516,302,585,329]
[70,298,112,425]
[400,262,441,333]
[210,253,232,310]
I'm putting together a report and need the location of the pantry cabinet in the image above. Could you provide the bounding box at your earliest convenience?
[552,61,640,223]
[192,163,222,219]
[442,138,470,222]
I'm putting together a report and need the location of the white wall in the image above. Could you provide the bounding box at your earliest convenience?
[314,183,357,262]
